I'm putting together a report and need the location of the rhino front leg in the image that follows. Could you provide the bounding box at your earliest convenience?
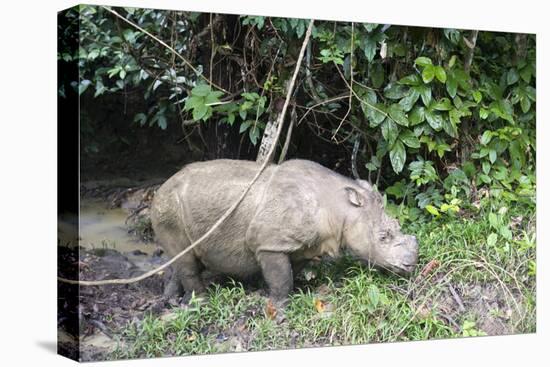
[165,254,206,303]
[257,251,293,307]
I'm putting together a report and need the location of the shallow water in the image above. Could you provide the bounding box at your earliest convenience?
[77,199,154,255]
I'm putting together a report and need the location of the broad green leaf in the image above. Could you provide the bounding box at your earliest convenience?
[507,68,519,85]
[249,126,260,145]
[388,104,409,126]
[384,83,408,99]
[414,85,432,106]
[399,89,420,112]
[381,118,399,146]
[157,114,167,130]
[415,56,433,67]
[368,285,380,308]
[399,130,421,148]
[371,63,385,88]
[425,205,440,216]
[519,65,533,83]
[487,233,498,247]
[398,74,422,86]
[489,149,497,163]
[78,79,91,95]
[425,111,443,130]
[422,65,435,83]
[389,140,406,173]
[480,131,493,145]
[520,96,531,113]
[192,103,208,121]
[482,161,491,175]
[192,84,212,97]
[433,98,453,111]
[239,121,251,133]
[409,106,426,126]
[442,117,458,138]
[434,66,447,83]
[446,74,458,98]
[472,90,482,103]
[184,95,203,111]
[363,36,377,62]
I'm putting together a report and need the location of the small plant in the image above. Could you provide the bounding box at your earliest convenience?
[461,320,487,337]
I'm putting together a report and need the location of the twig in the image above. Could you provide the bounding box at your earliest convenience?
[351,134,360,179]
[464,30,479,72]
[58,19,316,286]
[278,105,297,163]
[101,6,229,93]
[297,94,350,126]
[448,284,466,312]
[332,22,354,141]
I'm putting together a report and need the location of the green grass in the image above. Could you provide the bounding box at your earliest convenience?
[112,203,536,359]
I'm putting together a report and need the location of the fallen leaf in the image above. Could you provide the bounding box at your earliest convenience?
[420,259,440,278]
[314,299,325,313]
[265,299,277,320]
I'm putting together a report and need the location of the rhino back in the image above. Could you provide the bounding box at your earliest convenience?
[152,159,277,277]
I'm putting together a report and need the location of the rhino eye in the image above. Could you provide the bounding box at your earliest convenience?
[379,230,393,242]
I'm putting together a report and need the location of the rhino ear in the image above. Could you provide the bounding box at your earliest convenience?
[345,187,364,207]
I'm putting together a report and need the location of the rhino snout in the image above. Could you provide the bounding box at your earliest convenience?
[396,235,419,274]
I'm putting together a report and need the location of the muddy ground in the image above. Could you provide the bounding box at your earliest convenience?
[57,181,520,361]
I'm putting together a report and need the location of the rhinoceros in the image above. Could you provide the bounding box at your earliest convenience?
[150,159,418,305]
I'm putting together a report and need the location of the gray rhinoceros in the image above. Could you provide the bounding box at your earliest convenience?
[150,159,418,304]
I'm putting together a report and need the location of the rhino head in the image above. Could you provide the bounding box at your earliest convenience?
[340,180,419,275]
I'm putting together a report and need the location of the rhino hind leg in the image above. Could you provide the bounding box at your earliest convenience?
[257,251,293,307]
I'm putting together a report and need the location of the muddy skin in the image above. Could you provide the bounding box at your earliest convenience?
[150,159,419,306]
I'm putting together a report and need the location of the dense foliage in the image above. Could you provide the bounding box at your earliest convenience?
[59,5,536,219]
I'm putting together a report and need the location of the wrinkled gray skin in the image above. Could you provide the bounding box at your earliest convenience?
[150,159,418,305]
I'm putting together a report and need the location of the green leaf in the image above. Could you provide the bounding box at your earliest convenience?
[415,56,433,67]
[381,118,399,146]
[414,85,432,106]
[363,36,377,62]
[399,130,421,148]
[371,63,385,88]
[388,104,409,126]
[472,90,482,103]
[507,68,519,85]
[157,114,167,130]
[389,140,406,173]
[422,65,435,83]
[192,84,212,97]
[239,121,251,133]
[446,74,458,98]
[519,65,533,83]
[192,103,208,121]
[399,89,420,112]
[482,161,491,175]
[425,205,440,217]
[398,74,422,86]
[249,126,260,145]
[489,150,497,163]
[520,96,531,113]
[367,285,380,308]
[133,113,147,126]
[78,79,91,95]
[487,233,498,247]
[442,116,458,138]
[434,66,447,83]
[480,131,493,145]
[409,106,426,126]
[384,83,408,99]
[433,98,453,111]
[425,111,443,130]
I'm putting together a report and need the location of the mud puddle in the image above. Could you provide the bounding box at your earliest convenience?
[79,199,154,255]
